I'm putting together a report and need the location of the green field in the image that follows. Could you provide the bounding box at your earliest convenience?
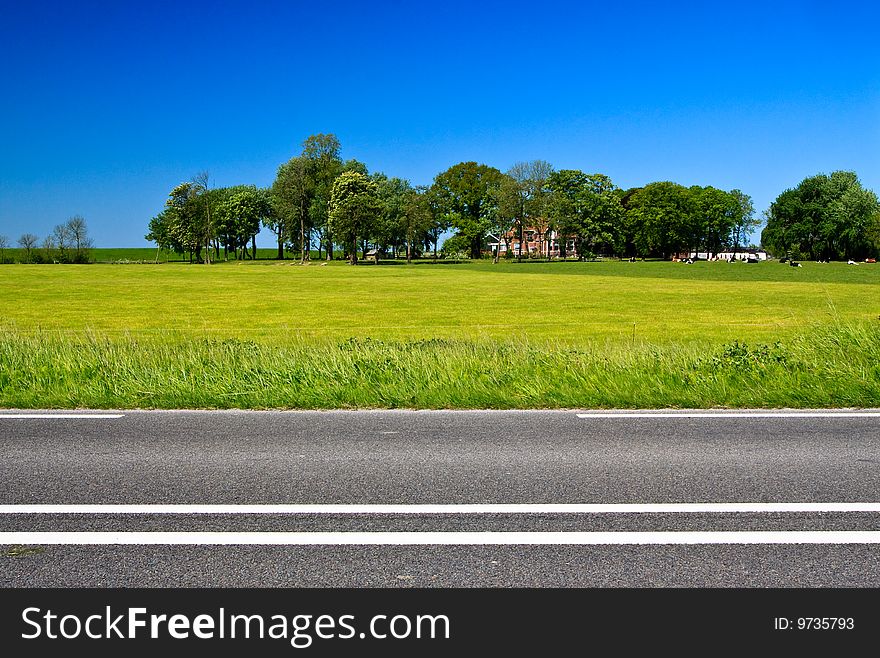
[1,259,878,408]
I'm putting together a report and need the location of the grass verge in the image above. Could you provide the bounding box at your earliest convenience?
[1,322,878,409]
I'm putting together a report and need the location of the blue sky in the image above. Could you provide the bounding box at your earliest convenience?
[1,0,878,247]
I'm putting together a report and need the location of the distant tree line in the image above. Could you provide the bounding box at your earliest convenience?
[144,133,880,263]
[1,216,93,264]
[761,171,880,261]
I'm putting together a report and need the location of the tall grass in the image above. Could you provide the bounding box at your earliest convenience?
[1,322,878,409]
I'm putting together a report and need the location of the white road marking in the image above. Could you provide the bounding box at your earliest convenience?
[3,531,880,545]
[0,414,124,419]
[576,412,880,418]
[3,503,880,514]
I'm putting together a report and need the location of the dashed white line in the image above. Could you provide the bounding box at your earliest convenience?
[3,503,880,515]
[0,414,124,419]
[3,531,880,545]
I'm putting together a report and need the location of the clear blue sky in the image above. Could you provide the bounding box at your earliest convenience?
[1,0,878,247]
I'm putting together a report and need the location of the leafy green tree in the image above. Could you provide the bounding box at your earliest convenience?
[439,233,472,258]
[272,155,312,261]
[165,182,202,262]
[191,171,214,263]
[328,171,381,264]
[547,171,622,259]
[145,210,177,261]
[430,162,505,259]
[627,182,699,258]
[728,189,757,258]
[762,171,880,260]
[215,186,271,260]
[868,210,880,255]
[490,174,519,262]
[17,233,39,262]
[303,134,343,260]
[401,186,435,263]
[503,161,553,261]
[372,173,412,257]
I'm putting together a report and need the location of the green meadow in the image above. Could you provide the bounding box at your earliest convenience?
[1,259,878,408]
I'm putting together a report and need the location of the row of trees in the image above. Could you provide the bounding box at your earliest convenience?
[2,216,92,263]
[147,135,442,264]
[146,133,880,264]
[146,172,274,264]
[761,171,880,261]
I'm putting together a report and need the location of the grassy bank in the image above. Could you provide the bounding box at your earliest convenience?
[1,322,878,409]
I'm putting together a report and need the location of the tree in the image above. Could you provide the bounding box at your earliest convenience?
[272,155,312,261]
[547,171,622,259]
[17,234,38,263]
[762,171,880,260]
[303,134,343,260]
[627,182,699,258]
[146,210,176,262]
[490,175,518,262]
[328,171,381,264]
[52,223,72,262]
[215,186,271,260]
[64,215,92,262]
[728,189,757,258]
[504,161,554,261]
[372,174,413,258]
[41,235,56,262]
[164,182,202,262]
[430,162,505,259]
[0,235,8,263]
[191,171,213,264]
[401,186,435,263]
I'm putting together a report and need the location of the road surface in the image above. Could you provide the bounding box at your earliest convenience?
[2,409,879,587]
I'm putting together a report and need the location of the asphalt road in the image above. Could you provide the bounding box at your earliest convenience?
[2,409,880,587]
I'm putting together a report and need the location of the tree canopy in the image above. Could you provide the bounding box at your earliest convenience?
[429,162,505,259]
[328,171,382,264]
[761,171,880,260]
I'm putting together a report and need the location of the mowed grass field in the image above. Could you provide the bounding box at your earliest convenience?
[1,259,878,409]
[1,259,878,343]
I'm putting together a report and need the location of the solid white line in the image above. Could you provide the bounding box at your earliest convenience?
[0,414,124,419]
[576,412,880,418]
[3,531,880,545]
[3,503,880,515]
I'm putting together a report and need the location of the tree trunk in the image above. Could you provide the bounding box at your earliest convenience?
[326,238,332,261]
[406,238,412,264]
[470,236,481,260]
[300,214,306,263]
[517,220,523,262]
[252,235,257,260]
[277,233,284,260]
